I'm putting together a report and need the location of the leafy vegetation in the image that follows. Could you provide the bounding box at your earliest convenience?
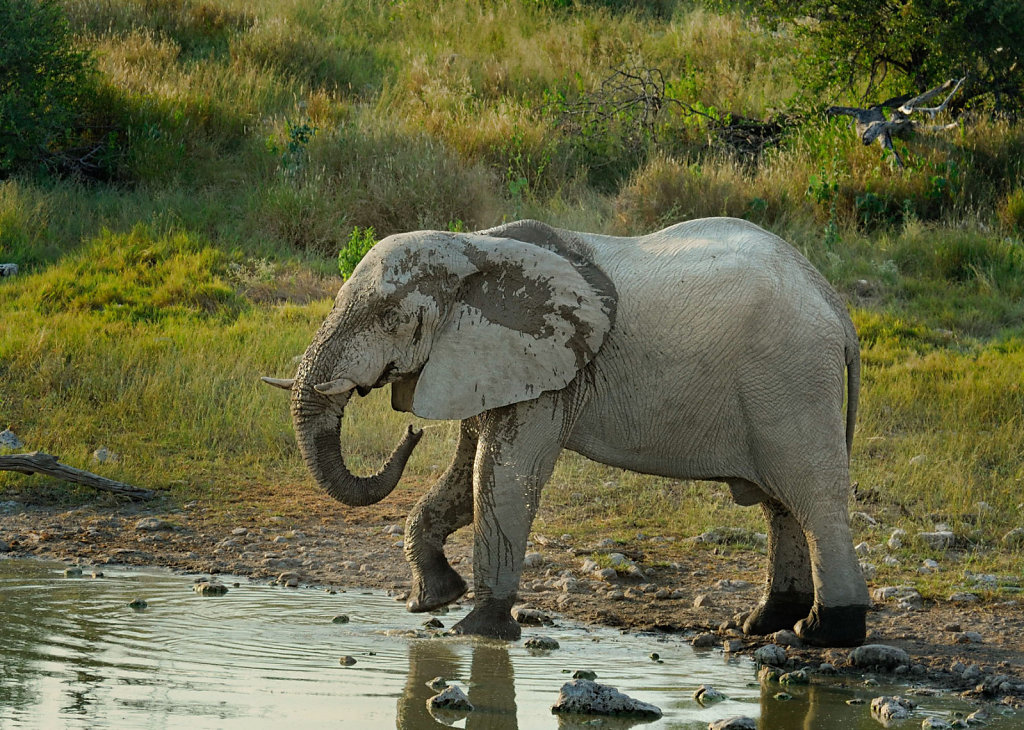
[0,0,103,176]
[0,0,1022,597]
[752,0,1024,111]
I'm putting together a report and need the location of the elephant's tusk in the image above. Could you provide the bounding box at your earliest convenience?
[261,376,295,390]
[314,378,358,396]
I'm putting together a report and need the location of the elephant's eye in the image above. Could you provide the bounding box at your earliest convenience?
[380,309,402,331]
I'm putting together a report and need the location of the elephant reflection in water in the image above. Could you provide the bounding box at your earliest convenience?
[758,679,873,729]
[397,639,517,729]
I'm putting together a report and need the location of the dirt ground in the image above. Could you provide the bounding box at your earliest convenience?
[2,486,1023,706]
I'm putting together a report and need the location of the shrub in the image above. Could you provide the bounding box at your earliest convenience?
[338,226,377,281]
[0,0,103,176]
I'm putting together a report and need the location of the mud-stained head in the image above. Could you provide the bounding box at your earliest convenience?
[343,227,616,422]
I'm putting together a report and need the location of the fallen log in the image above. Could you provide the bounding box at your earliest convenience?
[0,451,155,500]
[827,78,964,168]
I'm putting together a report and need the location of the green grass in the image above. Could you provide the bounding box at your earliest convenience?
[1,0,1023,600]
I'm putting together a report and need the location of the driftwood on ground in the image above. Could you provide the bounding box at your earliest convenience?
[0,451,155,500]
[827,78,964,168]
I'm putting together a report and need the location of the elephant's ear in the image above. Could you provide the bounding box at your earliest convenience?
[412,230,616,421]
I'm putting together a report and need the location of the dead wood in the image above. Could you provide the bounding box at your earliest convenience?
[0,451,155,500]
[827,78,964,168]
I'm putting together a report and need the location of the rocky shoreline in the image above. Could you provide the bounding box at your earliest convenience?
[2,496,1023,715]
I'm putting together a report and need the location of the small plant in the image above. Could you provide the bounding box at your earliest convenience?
[266,119,317,176]
[338,226,377,281]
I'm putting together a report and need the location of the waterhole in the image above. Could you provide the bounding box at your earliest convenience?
[0,558,1007,728]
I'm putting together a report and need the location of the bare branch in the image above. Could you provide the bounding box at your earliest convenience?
[898,77,966,118]
[826,79,964,169]
[0,451,155,500]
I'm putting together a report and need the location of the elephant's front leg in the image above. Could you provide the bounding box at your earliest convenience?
[450,395,570,640]
[404,420,478,612]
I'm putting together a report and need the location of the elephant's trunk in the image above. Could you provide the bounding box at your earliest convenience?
[291,383,422,507]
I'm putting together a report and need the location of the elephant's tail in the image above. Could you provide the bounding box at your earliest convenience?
[844,317,860,461]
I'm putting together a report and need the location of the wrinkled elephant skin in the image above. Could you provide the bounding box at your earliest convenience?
[264,217,870,647]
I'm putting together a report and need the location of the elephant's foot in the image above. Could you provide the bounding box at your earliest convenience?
[794,604,868,647]
[448,597,520,640]
[407,564,468,613]
[743,592,814,636]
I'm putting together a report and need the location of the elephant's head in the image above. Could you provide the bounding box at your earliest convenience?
[263,220,616,507]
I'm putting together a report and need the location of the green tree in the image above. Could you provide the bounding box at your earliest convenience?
[0,0,99,175]
[756,0,1024,111]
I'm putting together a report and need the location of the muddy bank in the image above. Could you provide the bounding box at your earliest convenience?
[1,495,1022,705]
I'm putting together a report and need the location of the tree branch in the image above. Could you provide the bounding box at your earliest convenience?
[0,452,155,500]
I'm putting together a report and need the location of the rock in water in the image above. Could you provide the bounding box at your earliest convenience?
[692,684,726,704]
[427,684,473,711]
[708,717,757,730]
[869,696,915,723]
[193,581,228,596]
[551,679,662,719]
[524,636,559,650]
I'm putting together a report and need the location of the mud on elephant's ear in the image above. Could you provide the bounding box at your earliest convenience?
[410,231,617,421]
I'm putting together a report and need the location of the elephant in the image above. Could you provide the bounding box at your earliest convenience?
[262,216,870,647]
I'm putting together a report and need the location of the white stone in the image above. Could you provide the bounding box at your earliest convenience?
[918,531,956,549]
[855,541,871,556]
[753,644,787,667]
[852,511,878,526]
[522,552,545,568]
[870,696,915,723]
[0,429,23,450]
[92,446,120,464]
[849,644,911,669]
[771,630,803,648]
[551,679,662,718]
[888,529,906,550]
[428,684,473,712]
[134,517,175,532]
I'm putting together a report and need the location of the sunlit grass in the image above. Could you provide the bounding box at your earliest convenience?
[1,0,1022,603]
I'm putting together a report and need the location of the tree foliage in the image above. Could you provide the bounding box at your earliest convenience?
[756,0,1024,112]
[0,0,99,176]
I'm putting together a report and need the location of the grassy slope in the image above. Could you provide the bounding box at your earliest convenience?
[1,0,1022,597]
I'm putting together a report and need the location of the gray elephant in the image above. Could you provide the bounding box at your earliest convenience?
[263,217,870,646]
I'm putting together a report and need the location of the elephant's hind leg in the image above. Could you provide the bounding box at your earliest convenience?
[404,420,477,612]
[744,499,814,636]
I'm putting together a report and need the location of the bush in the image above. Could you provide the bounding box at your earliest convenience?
[0,0,100,176]
[338,226,377,280]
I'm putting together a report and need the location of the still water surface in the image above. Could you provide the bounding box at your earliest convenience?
[0,558,1007,729]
